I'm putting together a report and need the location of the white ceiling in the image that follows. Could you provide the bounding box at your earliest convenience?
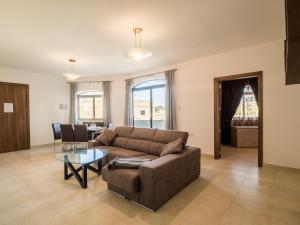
[0,0,284,77]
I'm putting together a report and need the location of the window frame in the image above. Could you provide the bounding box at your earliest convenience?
[77,91,103,121]
[132,80,166,128]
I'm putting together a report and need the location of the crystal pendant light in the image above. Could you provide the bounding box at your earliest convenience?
[62,59,80,81]
[125,28,152,61]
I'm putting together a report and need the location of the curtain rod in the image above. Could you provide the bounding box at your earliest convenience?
[124,68,177,81]
[67,80,113,83]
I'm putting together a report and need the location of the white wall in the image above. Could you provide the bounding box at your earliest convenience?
[83,40,300,169]
[0,67,69,146]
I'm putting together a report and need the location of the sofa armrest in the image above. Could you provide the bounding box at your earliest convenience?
[139,147,200,211]
[88,140,102,148]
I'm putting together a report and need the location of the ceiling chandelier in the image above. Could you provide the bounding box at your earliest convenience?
[125,28,152,61]
[62,59,80,81]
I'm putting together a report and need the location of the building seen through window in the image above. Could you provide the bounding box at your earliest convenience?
[133,79,166,129]
[78,91,103,121]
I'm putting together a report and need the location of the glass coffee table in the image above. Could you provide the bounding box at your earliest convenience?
[55,148,107,188]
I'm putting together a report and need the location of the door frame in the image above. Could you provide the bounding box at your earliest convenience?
[0,81,30,151]
[213,71,263,167]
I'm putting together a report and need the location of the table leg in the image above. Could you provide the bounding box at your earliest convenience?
[82,165,88,188]
[64,163,68,180]
[98,159,102,174]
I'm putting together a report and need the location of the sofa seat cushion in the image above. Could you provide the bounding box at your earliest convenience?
[102,167,140,193]
[94,146,123,153]
[133,154,160,160]
[107,148,147,162]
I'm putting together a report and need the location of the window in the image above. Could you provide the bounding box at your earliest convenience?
[233,85,258,119]
[78,91,103,120]
[133,80,166,129]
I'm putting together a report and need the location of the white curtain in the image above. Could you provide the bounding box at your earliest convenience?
[102,81,112,126]
[165,69,177,130]
[124,79,133,126]
[69,82,77,124]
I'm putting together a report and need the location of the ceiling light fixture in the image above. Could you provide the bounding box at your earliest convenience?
[62,59,80,81]
[125,28,152,61]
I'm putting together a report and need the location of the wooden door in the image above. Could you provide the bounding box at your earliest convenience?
[0,82,30,153]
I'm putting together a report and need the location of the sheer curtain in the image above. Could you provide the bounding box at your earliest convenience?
[69,82,77,124]
[102,81,112,127]
[165,69,177,130]
[124,79,133,126]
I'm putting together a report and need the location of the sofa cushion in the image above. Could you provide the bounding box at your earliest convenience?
[133,154,160,160]
[102,167,140,193]
[126,139,151,153]
[130,128,157,141]
[114,126,134,138]
[94,145,124,152]
[107,148,146,162]
[153,130,189,147]
[148,142,165,156]
[112,137,130,148]
[160,138,183,156]
[95,129,117,145]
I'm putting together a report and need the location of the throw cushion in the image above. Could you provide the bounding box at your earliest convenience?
[96,129,117,146]
[160,138,183,156]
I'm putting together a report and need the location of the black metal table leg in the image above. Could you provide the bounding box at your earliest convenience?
[63,161,102,189]
[98,159,102,172]
[64,163,68,180]
[82,165,87,188]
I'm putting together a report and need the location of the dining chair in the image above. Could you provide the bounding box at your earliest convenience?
[73,124,89,150]
[95,122,104,127]
[51,123,61,152]
[60,124,75,151]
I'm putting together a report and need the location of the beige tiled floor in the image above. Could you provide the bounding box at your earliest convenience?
[0,145,299,225]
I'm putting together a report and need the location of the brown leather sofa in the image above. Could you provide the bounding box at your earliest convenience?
[89,126,201,211]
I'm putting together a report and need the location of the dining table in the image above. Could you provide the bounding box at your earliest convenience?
[87,126,103,140]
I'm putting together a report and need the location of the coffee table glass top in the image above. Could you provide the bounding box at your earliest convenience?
[55,149,107,164]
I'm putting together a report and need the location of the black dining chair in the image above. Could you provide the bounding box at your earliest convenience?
[60,124,75,151]
[73,124,89,150]
[51,123,61,152]
[95,122,105,127]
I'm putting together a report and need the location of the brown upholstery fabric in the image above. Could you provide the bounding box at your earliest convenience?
[112,137,130,148]
[139,147,200,211]
[88,126,201,211]
[88,140,102,148]
[114,126,134,138]
[153,130,189,147]
[93,146,127,166]
[107,148,146,162]
[130,128,157,141]
[160,138,183,156]
[148,142,165,156]
[102,167,140,193]
[96,129,117,145]
[133,154,159,160]
[126,139,151,153]
[107,184,140,203]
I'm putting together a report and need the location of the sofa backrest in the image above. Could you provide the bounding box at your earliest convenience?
[112,126,189,156]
